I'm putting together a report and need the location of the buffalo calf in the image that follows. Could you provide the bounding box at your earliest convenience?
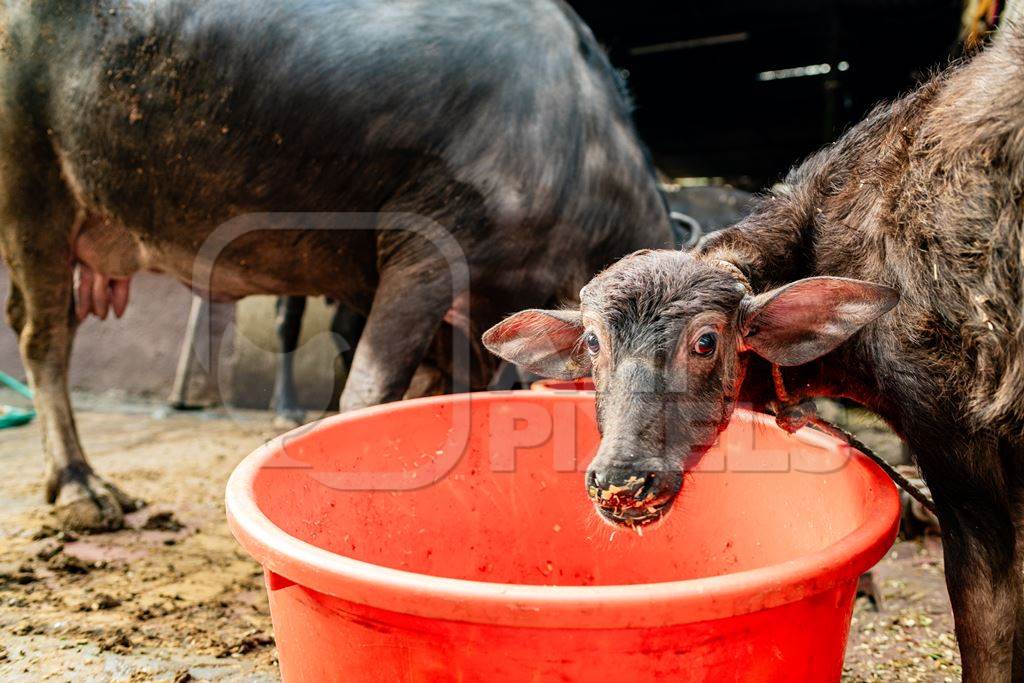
[486,13,1024,679]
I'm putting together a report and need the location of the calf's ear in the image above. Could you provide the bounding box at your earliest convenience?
[482,309,590,379]
[740,277,899,366]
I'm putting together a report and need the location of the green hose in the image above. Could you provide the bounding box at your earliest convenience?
[0,371,34,429]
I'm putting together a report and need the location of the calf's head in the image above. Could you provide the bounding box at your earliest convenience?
[482,250,897,529]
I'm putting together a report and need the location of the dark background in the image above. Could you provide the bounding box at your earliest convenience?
[570,0,964,186]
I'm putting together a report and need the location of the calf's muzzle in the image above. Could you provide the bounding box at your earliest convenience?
[586,458,683,527]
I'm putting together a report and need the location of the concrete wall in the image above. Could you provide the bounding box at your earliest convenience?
[0,267,340,412]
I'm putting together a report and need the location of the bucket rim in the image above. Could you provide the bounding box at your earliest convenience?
[226,392,899,629]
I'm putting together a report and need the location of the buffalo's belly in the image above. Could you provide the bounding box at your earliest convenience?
[71,207,379,305]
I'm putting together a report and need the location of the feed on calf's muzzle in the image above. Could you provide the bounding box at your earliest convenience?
[586,469,683,530]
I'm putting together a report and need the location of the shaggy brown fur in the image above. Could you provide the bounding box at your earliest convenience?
[708,22,1024,430]
[698,21,1024,680]
[486,15,1024,680]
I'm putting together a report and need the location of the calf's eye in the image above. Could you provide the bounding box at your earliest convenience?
[583,332,600,355]
[692,332,717,356]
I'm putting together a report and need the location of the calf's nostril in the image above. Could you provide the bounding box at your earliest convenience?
[586,469,606,491]
[634,472,658,500]
[587,469,650,502]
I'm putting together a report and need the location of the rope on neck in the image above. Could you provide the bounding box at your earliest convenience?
[770,365,937,516]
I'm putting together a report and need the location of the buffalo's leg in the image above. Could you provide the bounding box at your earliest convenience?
[169,295,235,409]
[327,304,365,409]
[919,438,1019,681]
[0,183,139,531]
[168,295,208,409]
[5,279,24,337]
[275,299,366,423]
[271,295,306,425]
[856,571,883,611]
[330,305,365,375]
[1004,438,1024,680]
[1015,512,1024,682]
[339,267,451,412]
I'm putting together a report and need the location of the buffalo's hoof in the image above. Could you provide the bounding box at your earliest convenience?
[52,473,143,533]
[856,571,883,612]
[273,409,306,430]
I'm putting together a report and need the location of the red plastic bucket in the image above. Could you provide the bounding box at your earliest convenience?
[226,392,898,682]
[530,377,595,392]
